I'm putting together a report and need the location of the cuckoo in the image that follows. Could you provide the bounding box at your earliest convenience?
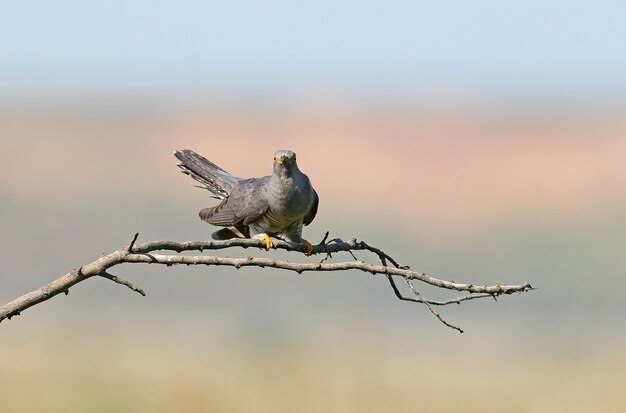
[174,149,318,255]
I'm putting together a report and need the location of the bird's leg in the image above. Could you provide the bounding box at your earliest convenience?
[280,221,313,255]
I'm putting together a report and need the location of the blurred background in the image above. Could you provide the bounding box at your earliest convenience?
[1,1,626,412]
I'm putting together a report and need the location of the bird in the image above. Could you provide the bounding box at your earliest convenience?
[174,149,318,255]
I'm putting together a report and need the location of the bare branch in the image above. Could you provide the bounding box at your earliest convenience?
[0,233,534,331]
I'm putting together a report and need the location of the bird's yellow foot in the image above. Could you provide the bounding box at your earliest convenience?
[262,233,273,250]
[301,239,313,256]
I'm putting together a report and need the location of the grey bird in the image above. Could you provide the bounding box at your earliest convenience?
[174,149,318,254]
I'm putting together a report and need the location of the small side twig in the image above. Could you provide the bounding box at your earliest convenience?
[405,279,464,334]
[385,275,496,306]
[99,271,146,296]
[127,232,140,253]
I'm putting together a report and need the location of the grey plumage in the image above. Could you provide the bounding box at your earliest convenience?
[174,149,318,245]
[174,149,239,199]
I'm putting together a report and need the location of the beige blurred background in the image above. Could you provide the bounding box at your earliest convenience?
[1,103,625,412]
[2,1,626,411]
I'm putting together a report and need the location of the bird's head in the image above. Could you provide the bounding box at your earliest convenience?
[273,150,299,176]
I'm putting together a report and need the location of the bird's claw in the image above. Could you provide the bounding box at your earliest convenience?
[301,239,313,256]
[262,233,273,250]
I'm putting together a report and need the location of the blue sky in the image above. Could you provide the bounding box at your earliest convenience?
[1,0,626,100]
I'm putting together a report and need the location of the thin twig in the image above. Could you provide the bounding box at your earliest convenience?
[319,231,330,245]
[127,232,140,253]
[405,279,464,334]
[385,275,494,306]
[99,271,146,296]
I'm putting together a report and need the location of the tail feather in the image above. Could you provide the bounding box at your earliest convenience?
[174,149,239,199]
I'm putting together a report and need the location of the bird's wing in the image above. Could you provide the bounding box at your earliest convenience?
[201,177,270,226]
[303,188,319,226]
